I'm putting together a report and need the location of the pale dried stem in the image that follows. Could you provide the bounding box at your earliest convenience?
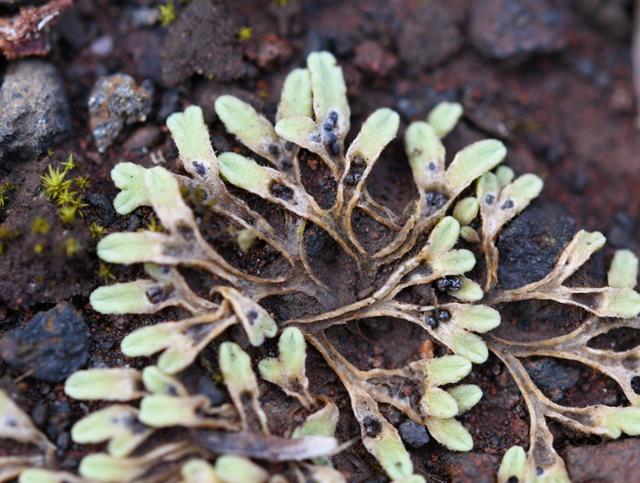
[491,348,570,475]
[305,332,429,426]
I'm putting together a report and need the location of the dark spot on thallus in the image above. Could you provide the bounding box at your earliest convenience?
[163,244,183,257]
[484,194,495,205]
[507,477,519,483]
[324,111,338,131]
[270,182,294,201]
[176,222,195,241]
[325,131,340,156]
[268,144,280,156]
[5,416,17,427]
[536,467,543,476]
[322,111,340,156]
[428,161,436,171]
[192,161,206,176]
[186,323,212,340]
[123,414,148,434]
[426,308,451,328]
[345,158,366,186]
[363,416,382,437]
[501,199,514,210]
[247,310,258,325]
[284,141,295,152]
[146,285,173,304]
[240,391,253,407]
[425,191,448,209]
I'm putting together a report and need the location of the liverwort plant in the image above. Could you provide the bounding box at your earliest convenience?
[4,51,640,482]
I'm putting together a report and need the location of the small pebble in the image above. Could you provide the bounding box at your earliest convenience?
[399,420,430,449]
[88,73,154,153]
[0,60,71,161]
[0,304,90,383]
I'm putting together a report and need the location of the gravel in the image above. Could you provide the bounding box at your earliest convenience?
[0,60,71,162]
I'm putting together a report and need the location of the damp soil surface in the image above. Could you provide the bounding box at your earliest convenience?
[1,1,640,482]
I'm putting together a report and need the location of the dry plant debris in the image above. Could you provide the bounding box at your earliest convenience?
[2,51,640,483]
[0,0,72,60]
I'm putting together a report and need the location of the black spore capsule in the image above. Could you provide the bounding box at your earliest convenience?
[501,199,514,210]
[426,315,439,329]
[448,277,463,291]
[363,416,382,437]
[435,309,451,322]
[436,278,451,291]
[192,161,206,176]
[324,110,339,131]
[435,276,463,292]
[433,193,447,208]
[325,132,338,145]
[268,144,280,156]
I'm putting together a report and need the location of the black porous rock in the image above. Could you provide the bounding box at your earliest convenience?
[524,357,580,401]
[497,203,575,290]
[0,304,90,382]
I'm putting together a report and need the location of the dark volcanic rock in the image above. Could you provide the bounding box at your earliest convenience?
[0,60,71,161]
[469,0,567,62]
[0,304,90,382]
[88,73,154,153]
[524,357,580,401]
[398,420,430,449]
[398,3,462,71]
[162,0,256,87]
[565,439,640,482]
[497,203,575,290]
